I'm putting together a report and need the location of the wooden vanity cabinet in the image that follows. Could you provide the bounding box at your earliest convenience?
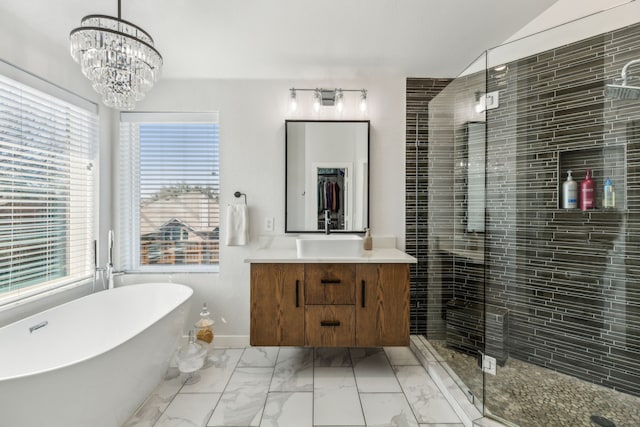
[250,262,410,347]
[355,263,410,346]
[250,263,304,346]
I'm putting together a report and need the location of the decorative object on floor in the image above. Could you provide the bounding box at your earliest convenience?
[69,0,163,110]
[175,330,207,385]
[195,303,214,343]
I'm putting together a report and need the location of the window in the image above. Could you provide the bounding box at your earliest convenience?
[119,113,219,270]
[0,74,98,302]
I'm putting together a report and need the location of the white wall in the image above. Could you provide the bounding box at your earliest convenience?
[115,77,406,340]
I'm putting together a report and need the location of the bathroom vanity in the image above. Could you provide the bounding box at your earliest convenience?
[246,247,416,347]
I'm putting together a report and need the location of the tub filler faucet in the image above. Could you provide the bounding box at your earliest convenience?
[94,230,121,290]
[106,230,115,290]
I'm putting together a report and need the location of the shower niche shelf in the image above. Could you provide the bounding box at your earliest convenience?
[557,145,626,210]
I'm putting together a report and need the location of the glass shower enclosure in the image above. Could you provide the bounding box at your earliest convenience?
[425,3,640,426]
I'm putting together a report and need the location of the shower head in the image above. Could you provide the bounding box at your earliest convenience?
[605,58,640,100]
[605,83,640,100]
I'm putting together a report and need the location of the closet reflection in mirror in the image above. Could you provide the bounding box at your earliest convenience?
[285,120,369,233]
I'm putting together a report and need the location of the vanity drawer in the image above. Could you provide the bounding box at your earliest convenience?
[305,263,355,305]
[305,305,355,347]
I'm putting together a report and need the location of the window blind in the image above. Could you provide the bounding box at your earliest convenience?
[0,74,98,301]
[119,112,220,270]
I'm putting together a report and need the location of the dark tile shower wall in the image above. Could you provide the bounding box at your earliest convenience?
[501,24,640,396]
[413,23,640,397]
[406,78,453,334]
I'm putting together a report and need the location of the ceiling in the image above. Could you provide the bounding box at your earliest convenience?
[2,0,568,80]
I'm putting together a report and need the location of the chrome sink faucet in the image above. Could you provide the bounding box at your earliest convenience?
[324,210,331,235]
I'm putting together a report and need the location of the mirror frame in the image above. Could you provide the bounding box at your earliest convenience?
[285,119,370,234]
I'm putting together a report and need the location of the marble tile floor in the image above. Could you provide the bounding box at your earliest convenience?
[125,346,464,427]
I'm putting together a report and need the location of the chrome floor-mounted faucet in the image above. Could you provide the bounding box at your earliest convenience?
[94,229,119,290]
[106,229,114,290]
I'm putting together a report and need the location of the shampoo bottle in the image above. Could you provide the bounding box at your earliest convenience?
[580,168,596,211]
[603,177,615,209]
[562,170,577,209]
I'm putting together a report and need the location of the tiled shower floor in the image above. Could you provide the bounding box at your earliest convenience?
[429,341,640,427]
[125,345,464,427]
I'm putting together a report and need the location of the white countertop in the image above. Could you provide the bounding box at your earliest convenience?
[245,248,417,264]
[245,235,417,263]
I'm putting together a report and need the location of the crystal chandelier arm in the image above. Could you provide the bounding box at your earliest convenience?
[72,14,159,46]
[70,23,163,62]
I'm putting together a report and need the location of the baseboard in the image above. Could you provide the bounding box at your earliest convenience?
[210,335,250,348]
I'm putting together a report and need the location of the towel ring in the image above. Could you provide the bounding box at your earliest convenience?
[234,191,247,205]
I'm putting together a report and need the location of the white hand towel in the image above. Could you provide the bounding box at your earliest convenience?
[225,204,248,246]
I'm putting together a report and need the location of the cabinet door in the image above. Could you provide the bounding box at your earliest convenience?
[356,264,410,347]
[250,263,304,346]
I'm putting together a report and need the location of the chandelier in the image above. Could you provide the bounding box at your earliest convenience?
[69,0,163,110]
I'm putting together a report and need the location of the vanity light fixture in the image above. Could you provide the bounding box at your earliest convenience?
[69,0,163,110]
[288,87,368,112]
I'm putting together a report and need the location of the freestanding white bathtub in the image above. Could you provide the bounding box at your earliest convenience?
[0,282,193,427]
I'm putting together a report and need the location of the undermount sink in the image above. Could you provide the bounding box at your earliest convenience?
[296,234,364,258]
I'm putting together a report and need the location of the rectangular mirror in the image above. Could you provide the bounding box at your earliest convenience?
[286,120,370,233]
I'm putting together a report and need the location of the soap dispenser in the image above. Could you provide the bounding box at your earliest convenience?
[562,170,577,209]
[195,303,214,343]
[363,228,372,251]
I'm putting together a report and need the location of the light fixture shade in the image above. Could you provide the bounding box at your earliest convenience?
[289,89,297,111]
[313,89,322,112]
[335,89,344,112]
[70,14,163,110]
[359,89,367,112]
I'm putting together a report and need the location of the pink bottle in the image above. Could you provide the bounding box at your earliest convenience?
[580,168,595,211]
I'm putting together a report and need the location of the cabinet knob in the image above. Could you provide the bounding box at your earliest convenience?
[320,279,341,284]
